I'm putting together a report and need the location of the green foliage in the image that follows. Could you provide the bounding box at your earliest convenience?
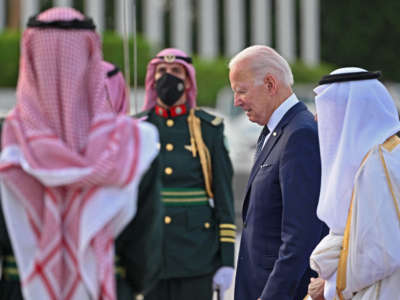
[102,32,153,86]
[291,61,334,83]
[321,0,400,81]
[0,31,153,88]
[0,31,333,106]
[0,31,20,87]
[193,56,230,107]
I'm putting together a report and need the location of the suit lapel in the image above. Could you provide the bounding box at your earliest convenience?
[243,102,307,201]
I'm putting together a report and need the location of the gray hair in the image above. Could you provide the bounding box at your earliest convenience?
[228,45,294,86]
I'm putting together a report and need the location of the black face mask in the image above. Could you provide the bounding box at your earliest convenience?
[155,73,185,107]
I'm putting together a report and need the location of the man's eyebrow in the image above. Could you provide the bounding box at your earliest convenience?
[234,86,247,92]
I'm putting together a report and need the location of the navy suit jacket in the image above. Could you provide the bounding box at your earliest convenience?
[234,102,327,300]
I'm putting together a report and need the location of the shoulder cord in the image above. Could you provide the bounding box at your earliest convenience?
[187,109,214,199]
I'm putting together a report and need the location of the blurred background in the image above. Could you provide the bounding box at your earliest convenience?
[1,1,400,298]
[2,0,400,227]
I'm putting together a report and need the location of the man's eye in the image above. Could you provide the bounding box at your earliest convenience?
[172,68,182,74]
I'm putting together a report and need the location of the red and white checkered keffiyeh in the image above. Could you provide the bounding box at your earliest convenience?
[0,7,158,300]
[143,48,197,110]
[103,61,130,115]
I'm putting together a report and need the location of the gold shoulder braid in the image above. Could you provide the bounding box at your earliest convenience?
[187,109,214,199]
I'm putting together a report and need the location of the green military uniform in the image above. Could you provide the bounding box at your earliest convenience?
[139,104,235,300]
[0,114,163,300]
[115,155,164,300]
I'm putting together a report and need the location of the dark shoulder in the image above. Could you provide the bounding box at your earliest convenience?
[287,104,317,132]
[130,109,152,120]
[194,108,224,128]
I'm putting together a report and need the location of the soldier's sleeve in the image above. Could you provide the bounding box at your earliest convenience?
[211,123,235,267]
[115,155,163,295]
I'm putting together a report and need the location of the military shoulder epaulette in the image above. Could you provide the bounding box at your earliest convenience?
[194,108,223,126]
[131,109,151,119]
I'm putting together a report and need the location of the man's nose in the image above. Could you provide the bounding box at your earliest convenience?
[233,95,242,107]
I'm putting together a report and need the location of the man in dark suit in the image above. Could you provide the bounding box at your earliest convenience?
[229,45,326,300]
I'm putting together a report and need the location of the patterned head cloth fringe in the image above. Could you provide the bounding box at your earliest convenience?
[103,61,130,114]
[0,7,158,300]
[143,48,197,110]
[314,67,400,234]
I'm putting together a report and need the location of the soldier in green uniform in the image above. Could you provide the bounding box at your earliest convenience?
[139,48,235,300]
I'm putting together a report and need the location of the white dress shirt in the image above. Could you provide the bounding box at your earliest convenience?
[262,93,299,149]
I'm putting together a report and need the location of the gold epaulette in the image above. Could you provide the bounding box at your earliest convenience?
[211,116,223,126]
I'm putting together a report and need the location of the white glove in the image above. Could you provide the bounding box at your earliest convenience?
[212,266,234,298]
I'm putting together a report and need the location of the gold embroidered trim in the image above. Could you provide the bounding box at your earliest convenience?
[220,237,235,243]
[219,224,236,229]
[162,191,206,196]
[5,255,16,263]
[376,280,382,299]
[220,230,236,237]
[336,150,373,300]
[336,189,354,300]
[379,146,400,223]
[382,135,400,152]
[163,197,208,203]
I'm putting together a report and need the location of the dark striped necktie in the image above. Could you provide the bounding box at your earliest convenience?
[255,125,270,160]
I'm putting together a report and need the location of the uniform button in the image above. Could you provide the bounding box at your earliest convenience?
[135,294,144,300]
[272,132,277,136]
[243,221,247,228]
[165,167,173,175]
[166,143,174,151]
[164,216,172,224]
[166,119,174,127]
[204,222,210,229]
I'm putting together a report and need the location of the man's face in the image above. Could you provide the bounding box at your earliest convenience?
[155,62,187,82]
[154,62,191,107]
[229,62,273,126]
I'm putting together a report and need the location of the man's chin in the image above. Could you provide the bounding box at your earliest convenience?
[247,115,263,126]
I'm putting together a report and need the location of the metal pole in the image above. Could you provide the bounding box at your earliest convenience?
[132,0,138,113]
[122,0,131,109]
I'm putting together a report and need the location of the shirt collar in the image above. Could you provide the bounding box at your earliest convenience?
[266,93,299,133]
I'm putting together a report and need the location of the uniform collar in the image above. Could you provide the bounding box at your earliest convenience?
[154,104,188,118]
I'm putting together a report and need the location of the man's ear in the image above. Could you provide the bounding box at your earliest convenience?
[264,74,278,94]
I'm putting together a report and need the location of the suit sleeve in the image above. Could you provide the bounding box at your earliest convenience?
[261,127,323,300]
[211,124,235,267]
[115,155,163,295]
